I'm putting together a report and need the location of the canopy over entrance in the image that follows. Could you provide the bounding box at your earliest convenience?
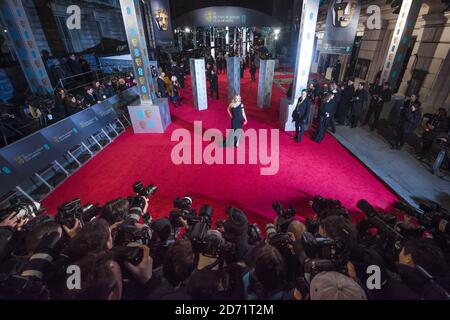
[173,6,282,27]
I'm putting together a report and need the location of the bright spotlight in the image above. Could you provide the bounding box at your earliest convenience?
[274,28,281,35]
[185,27,191,33]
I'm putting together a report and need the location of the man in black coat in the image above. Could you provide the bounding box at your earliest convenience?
[363,82,392,131]
[337,78,355,125]
[421,108,449,159]
[157,73,167,98]
[314,92,335,143]
[392,95,422,149]
[67,54,83,75]
[209,70,219,100]
[328,83,340,133]
[350,82,368,128]
[83,87,98,107]
[291,89,312,143]
[250,62,257,81]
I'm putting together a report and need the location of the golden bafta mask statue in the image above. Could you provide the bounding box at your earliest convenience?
[154,9,169,31]
[332,0,358,28]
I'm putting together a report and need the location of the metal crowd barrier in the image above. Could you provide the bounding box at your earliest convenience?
[0,86,139,206]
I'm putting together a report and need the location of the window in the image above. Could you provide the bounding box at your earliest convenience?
[54,16,74,53]
[406,69,428,96]
[354,58,371,80]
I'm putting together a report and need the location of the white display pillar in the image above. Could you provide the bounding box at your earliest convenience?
[119,0,171,133]
[257,59,275,109]
[210,27,215,58]
[279,0,320,131]
[189,59,208,111]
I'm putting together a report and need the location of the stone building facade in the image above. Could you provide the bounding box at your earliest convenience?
[313,0,450,113]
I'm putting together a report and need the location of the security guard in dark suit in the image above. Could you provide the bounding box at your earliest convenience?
[292,89,312,143]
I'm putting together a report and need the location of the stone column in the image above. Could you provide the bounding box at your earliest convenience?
[0,0,52,94]
[379,0,423,86]
[120,0,171,133]
[203,27,207,46]
[279,0,320,131]
[178,32,183,51]
[226,56,240,102]
[257,59,275,109]
[189,59,208,111]
[193,28,197,49]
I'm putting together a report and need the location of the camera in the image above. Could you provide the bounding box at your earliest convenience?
[170,198,212,229]
[272,201,296,220]
[133,181,158,198]
[268,232,294,257]
[310,195,342,216]
[173,196,193,211]
[115,223,153,246]
[300,231,348,282]
[248,223,262,245]
[189,222,235,259]
[0,201,42,222]
[0,231,61,299]
[109,245,144,266]
[56,199,100,228]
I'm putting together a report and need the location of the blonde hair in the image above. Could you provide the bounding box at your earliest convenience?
[232,95,242,104]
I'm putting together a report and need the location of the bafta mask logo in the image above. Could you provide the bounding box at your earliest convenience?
[332,0,357,28]
[16,155,25,165]
[139,120,146,129]
[205,11,214,23]
[131,38,138,47]
[154,9,169,31]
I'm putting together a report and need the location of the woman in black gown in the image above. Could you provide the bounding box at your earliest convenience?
[227,95,248,147]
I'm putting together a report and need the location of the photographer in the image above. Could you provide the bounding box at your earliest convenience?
[421,108,449,160]
[0,212,29,263]
[145,239,195,299]
[222,208,255,266]
[363,82,392,131]
[242,244,290,300]
[65,219,113,262]
[385,238,449,300]
[100,198,130,226]
[186,229,246,300]
[65,219,153,298]
[310,271,367,300]
[0,220,63,278]
[392,95,422,150]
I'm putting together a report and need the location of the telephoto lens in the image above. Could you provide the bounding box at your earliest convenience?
[21,231,62,280]
[265,223,277,238]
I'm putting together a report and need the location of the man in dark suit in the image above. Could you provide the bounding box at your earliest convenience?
[337,78,355,125]
[392,97,422,150]
[363,82,392,131]
[328,83,340,133]
[350,82,368,128]
[83,87,97,107]
[209,70,219,100]
[292,89,312,143]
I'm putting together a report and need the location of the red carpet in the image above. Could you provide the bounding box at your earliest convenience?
[42,70,398,227]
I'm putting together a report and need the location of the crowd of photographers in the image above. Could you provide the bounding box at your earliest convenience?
[0,182,449,300]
